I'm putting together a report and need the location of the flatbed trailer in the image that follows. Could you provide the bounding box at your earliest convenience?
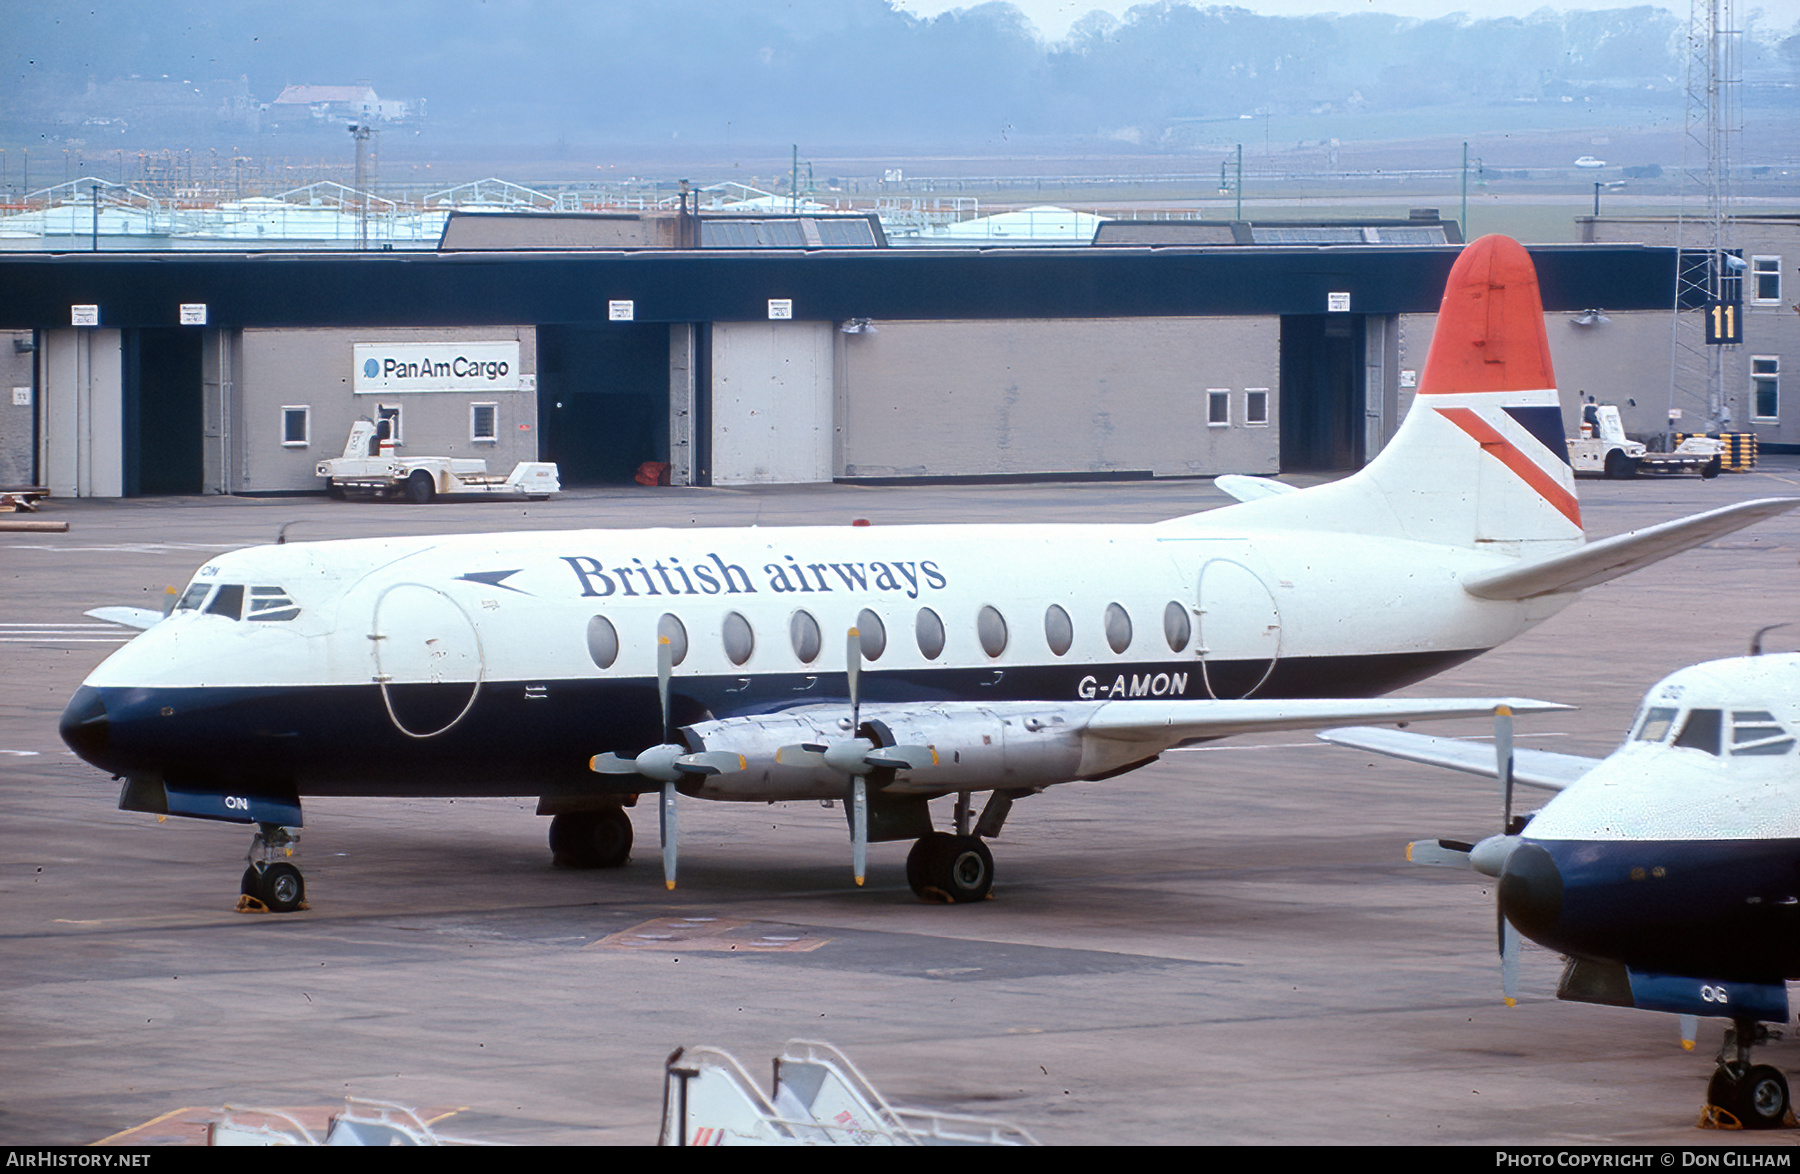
[317,420,559,503]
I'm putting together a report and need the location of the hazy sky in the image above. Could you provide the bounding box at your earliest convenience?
[892,0,1800,39]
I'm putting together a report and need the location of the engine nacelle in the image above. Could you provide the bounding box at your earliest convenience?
[680,702,1093,801]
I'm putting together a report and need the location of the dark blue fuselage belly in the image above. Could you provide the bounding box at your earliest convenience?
[1504,836,1800,983]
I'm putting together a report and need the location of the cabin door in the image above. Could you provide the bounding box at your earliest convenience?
[1195,558,1282,699]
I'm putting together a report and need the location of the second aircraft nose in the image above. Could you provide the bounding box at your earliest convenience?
[59,686,110,766]
[1497,841,1564,944]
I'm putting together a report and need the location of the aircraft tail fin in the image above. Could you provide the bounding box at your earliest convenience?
[1220,235,1583,556]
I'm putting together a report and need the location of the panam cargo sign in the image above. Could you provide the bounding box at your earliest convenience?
[353,342,522,393]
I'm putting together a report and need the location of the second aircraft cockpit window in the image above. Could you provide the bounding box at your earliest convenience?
[175,583,301,622]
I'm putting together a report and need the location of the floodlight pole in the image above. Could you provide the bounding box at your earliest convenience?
[348,123,372,250]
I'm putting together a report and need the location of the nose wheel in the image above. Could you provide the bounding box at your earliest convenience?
[237,824,307,913]
[1705,1020,1793,1130]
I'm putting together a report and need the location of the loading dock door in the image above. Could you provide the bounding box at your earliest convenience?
[125,329,203,495]
[1278,314,1366,473]
[537,324,670,485]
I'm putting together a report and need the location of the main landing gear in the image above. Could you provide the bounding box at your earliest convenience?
[238,823,307,913]
[903,790,1006,904]
[548,807,634,869]
[1706,1018,1793,1130]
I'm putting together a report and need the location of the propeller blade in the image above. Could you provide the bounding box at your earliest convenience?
[846,627,862,732]
[1679,1014,1699,1051]
[675,751,747,776]
[850,777,867,886]
[660,781,679,891]
[591,752,645,775]
[657,634,674,744]
[864,744,938,771]
[1495,704,1515,831]
[1500,914,1521,1006]
[1404,838,1475,868]
[776,744,826,768]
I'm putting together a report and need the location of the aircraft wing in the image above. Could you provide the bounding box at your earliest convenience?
[84,606,163,631]
[1462,497,1799,601]
[1315,726,1599,792]
[1082,696,1570,746]
[1213,474,1298,503]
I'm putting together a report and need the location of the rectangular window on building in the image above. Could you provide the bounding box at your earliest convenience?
[1207,389,1230,427]
[471,402,498,443]
[281,406,310,447]
[1245,389,1269,426]
[1752,356,1779,421]
[1752,256,1782,304]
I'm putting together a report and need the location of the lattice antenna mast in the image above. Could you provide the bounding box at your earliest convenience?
[1670,0,1741,430]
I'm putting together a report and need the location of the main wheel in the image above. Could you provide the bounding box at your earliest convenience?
[550,808,633,869]
[406,470,436,504]
[906,832,954,896]
[258,862,306,913]
[241,865,262,897]
[907,833,993,903]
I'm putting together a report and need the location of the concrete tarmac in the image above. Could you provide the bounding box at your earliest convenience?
[2,467,1798,1146]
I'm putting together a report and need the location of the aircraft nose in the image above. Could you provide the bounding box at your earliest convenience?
[1497,841,1563,943]
[59,686,110,765]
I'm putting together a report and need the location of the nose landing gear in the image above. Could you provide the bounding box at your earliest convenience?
[238,824,307,913]
[1704,1019,1793,1130]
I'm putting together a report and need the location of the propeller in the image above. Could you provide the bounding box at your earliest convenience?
[590,634,744,890]
[1404,704,1526,1005]
[775,628,937,885]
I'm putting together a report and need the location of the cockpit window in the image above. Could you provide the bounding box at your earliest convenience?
[1731,710,1796,757]
[1672,708,1723,756]
[187,584,300,622]
[1633,707,1677,742]
[204,584,244,620]
[245,587,301,623]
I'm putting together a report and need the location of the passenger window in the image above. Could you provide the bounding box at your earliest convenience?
[1104,602,1132,654]
[586,615,619,669]
[722,611,754,667]
[1044,604,1073,657]
[790,610,822,664]
[915,607,945,661]
[1163,601,1191,652]
[856,608,886,662]
[205,584,244,620]
[977,605,1008,658]
[658,613,689,667]
[1672,708,1722,756]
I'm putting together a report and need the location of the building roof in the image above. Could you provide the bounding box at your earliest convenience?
[273,85,378,106]
[0,243,1678,331]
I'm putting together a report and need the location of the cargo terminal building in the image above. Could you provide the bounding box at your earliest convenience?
[0,231,1725,497]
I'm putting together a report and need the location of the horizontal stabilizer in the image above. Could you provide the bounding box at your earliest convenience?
[1084,696,1570,745]
[1317,726,1595,791]
[1463,497,1800,601]
[84,606,163,630]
